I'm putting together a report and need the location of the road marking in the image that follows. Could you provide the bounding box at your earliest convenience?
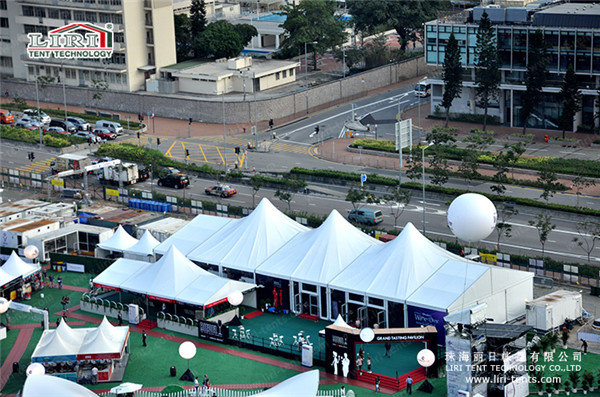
[164,140,177,158]
[198,144,207,162]
[216,147,225,165]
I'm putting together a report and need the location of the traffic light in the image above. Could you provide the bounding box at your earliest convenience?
[235,147,240,154]
[156,138,161,145]
[185,149,190,157]
[137,131,140,139]
[189,118,193,125]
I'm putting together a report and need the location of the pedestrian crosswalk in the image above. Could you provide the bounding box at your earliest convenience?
[17,157,55,173]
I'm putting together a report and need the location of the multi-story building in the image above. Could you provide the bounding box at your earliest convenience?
[0,0,176,92]
[424,2,600,131]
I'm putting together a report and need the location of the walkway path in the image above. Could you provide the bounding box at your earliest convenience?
[0,328,33,391]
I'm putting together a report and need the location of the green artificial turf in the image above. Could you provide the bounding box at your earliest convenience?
[1,328,19,365]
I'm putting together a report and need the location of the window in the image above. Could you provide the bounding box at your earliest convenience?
[302,283,317,293]
[74,11,85,21]
[24,25,48,34]
[48,8,59,19]
[349,293,364,303]
[112,14,123,24]
[22,6,34,16]
[60,10,71,20]
[99,13,111,23]
[85,12,97,23]
[114,32,124,43]
[0,56,12,68]
[282,70,287,78]
[66,69,76,79]
[289,68,294,76]
[0,18,8,28]
[275,72,280,80]
[0,0,6,10]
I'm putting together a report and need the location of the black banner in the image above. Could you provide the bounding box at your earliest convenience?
[197,319,229,342]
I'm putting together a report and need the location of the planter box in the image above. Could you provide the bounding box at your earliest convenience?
[547,139,580,147]
[508,135,534,143]
[80,300,126,319]
[157,317,197,337]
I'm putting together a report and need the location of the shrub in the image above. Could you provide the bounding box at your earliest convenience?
[428,112,501,125]
[510,133,534,139]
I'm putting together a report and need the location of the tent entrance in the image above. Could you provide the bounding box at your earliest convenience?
[294,292,301,313]
[357,306,367,327]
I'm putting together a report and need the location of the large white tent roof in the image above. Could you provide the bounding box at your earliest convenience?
[154,214,236,256]
[188,198,308,273]
[329,222,459,299]
[95,246,256,307]
[97,225,138,252]
[251,370,319,397]
[0,267,19,288]
[1,251,40,279]
[123,230,160,256]
[257,210,380,284]
[23,374,99,397]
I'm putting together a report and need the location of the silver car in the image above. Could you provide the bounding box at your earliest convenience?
[73,131,102,143]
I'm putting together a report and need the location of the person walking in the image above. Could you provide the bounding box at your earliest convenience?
[142,330,147,347]
[194,377,200,395]
[4,311,9,331]
[340,385,346,396]
[582,339,588,355]
[356,354,363,375]
[367,354,372,373]
[57,275,63,290]
[385,342,392,358]
[117,311,123,326]
[48,274,54,288]
[406,375,413,395]
[375,376,380,393]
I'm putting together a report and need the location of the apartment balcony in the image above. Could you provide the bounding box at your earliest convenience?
[16,0,123,11]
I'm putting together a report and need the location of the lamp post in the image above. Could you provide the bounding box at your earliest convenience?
[34,68,43,145]
[342,49,346,78]
[61,62,68,121]
[304,41,318,114]
[252,72,258,150]
[421,142,433,235]
[216,86,233,171]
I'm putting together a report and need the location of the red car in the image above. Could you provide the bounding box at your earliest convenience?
[92,127,117,140]
[205,184,237,197]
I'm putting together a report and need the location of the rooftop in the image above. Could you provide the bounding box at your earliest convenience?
[163,58,299,80]
[33,223,113,240]
[10,219,58,233]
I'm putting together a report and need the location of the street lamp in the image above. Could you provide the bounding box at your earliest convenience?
[216,86,233,171]
[33,68,43,145]
[60,62,68,121]
[304,41,318,114]
[421,142,434,235]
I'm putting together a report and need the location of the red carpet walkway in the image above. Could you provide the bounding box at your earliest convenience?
[0,328,33,391]
[243,310,264,319]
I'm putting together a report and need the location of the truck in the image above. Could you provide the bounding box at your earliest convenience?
[50,154,93,175]
[97,162,139,185]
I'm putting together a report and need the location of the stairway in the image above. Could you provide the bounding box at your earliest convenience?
[356,367,426,391]
[137,319,158,330]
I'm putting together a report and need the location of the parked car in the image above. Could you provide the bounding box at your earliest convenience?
[17,117,41,127]
[73,131,102,143]
[44,126,68,135]
[66,117,91,131]
[592,318,600,332]
[49,118,77,134]
[157,173,189,189]
[138,167,151,181]
[14,121,36,130]
[92,127,116,140]
[95,120,124,135]
[205,184,237,197]
[23,109,51,124]
[348,207,384,225]
[0,109,15,124]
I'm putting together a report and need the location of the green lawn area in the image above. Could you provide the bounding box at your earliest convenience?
[529,347,600,393]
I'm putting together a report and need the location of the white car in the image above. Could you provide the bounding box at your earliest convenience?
[17,117,42,127]
[23,109,51,124]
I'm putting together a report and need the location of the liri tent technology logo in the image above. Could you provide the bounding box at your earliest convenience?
[27,23,113,59]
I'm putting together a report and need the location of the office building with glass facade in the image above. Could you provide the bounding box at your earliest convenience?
[424,3,600,131]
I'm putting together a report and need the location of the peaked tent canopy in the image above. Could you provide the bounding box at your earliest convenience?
[154,214,236,256]
[123,230,160,258]
[329,222,458,300]
[251,370,319,397]
[0,267,19,288]
[1,251,41,279]
[97,225,138,252]
[93,258,150,291]
[23,374,99,397]
[332,314,353,329]
[257,210,380,285]
[188,198,308,274]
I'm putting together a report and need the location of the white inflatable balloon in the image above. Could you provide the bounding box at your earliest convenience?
[26,363,46,376]
[227,290,244,306]
[447,193,497,242]
[24,245,39,260]
[178,341,197,360]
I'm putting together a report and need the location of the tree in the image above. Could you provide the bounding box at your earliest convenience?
[405,154,423,182]
[558,65,581,139]
[571,174,596,208]
[190,0,207,57]
[174,14,193,62]
[459,130,494,189]
[279,0,347,71]
[520,30,548,134]
[234,24,258,47]
[537,169,561,203]
[426,126,457,186]
[383,187,412,230]
[275,189,293,212]
[490,149,510,197]
[250,176,263,208]
[346,0,449,53]
[572,221,600,263]
[197,20,244,59]
[504,142,527,179]
[441,32,463,127]
[528,213,556,258]
[363,34,390,69]
[345,185,366,210]
[333,47,364,73]
[91,79,108,114]
[474,11,501,131]
[495,203,518,250]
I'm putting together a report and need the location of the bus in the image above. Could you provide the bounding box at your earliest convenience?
[415,79,432,97]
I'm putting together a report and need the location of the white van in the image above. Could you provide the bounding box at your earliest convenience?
[96,120,124,135]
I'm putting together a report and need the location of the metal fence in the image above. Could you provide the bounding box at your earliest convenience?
[98,387,343,397]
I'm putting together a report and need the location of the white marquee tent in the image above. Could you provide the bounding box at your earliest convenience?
[96,225,138,255]
[23,374,98,397]
[153,214,236,256]
[257,210,380,285]
[94,246,256,308]
[251,370,319,397]
[1,251,41,279]
[188,198,307,277]
[0,267,19,289]
[123,230,160,261]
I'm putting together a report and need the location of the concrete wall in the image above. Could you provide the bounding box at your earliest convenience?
[2,57,438,124]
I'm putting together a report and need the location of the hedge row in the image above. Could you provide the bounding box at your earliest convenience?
[0,125,87,147]
[348,139,600,178]
[428,111,502,125]
[2,101,142,130]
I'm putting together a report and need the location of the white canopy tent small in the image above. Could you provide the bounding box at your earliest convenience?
[1,251,41,279]
[188,198,307,279]
[92,259,150,291]
[123,230,160,261]
[96,225,138,258]
[23,374,99,397]
[153,214,236,256]
[251,370,319,397]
